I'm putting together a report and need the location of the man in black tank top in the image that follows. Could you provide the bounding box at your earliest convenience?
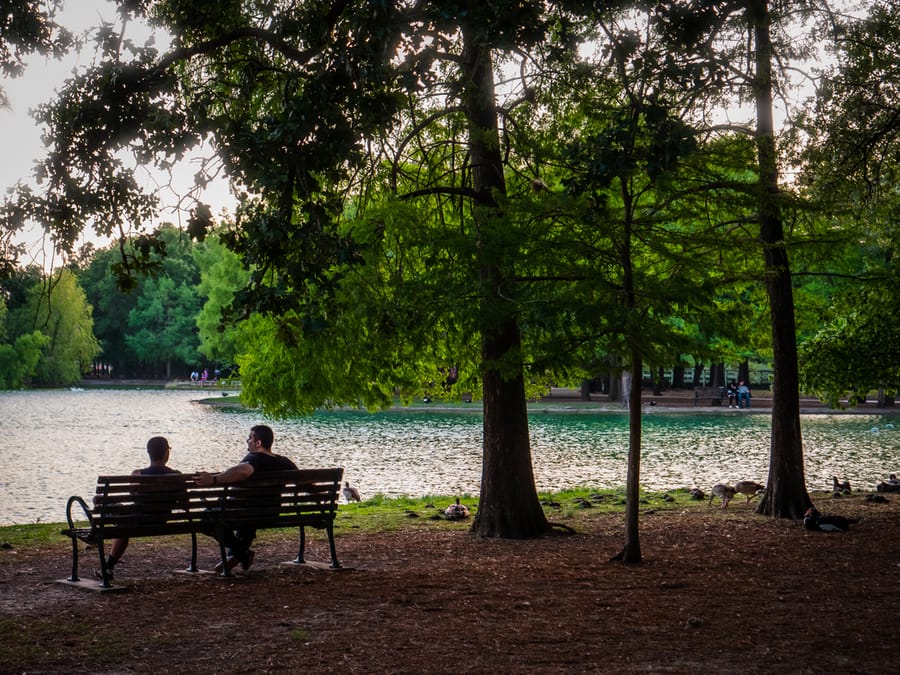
[99,436,179,580]
[195,424,297,572]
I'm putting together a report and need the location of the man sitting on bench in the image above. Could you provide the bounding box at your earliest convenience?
[100,436,181,580]
[194,424,298,573]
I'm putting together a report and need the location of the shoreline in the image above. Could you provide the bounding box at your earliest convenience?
[72,378,900,415]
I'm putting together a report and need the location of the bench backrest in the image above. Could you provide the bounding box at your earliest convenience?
[93,473,191,528]
[92,468,343,536]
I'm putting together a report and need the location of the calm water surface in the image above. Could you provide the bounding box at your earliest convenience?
[1,389,897,525]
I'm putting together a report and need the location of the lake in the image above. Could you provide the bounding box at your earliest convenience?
[1,388,898,525]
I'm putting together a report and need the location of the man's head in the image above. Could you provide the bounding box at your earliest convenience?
[248,424,274,451]
[146,436,170,462]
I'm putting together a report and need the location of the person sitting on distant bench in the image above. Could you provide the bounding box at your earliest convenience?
[737,381,751,408]
[726,380,738,408]
[97,436,180,580]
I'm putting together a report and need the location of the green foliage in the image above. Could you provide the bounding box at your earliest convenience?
[78,223,205,378]
[126,275,201,371]
[0,330,48,389]
[76,246,142,377]
[4,269,99,386]
[799,266,900,407]
[194,234,250,365]
[800,1,900,205]
[792,2,900,407]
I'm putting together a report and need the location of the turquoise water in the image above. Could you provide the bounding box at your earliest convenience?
[1,389,897,524]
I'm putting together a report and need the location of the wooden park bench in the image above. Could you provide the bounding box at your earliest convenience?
[693,386,725,406]
[60,468,343,589]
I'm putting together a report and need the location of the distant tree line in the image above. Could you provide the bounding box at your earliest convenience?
[0,223,245,385]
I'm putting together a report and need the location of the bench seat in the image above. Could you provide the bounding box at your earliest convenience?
[61,468,343,588]
[693,386,725,406]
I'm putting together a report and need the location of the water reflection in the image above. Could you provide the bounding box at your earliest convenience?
[1,389,898,525]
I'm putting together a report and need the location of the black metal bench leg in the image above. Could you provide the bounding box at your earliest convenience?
[294,525,306,564]
[96,537,112,588]
[217,528,231,577]
[187,532,198,573]
[67,536,80,582]
[326,525,341,569]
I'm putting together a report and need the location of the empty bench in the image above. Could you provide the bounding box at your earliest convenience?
[60,468,343,588]
[693,386,725,406]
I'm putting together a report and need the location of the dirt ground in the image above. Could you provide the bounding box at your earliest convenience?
[1,491,898,674]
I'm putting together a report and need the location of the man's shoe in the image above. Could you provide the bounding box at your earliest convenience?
[241,550,255,571]
[214,556,241,574]
[215,552,254,574]
[94,568,113,582]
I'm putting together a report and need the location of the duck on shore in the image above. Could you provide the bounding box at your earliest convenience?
[342,481,362,503]
[445,498,470,520]
[803,507,859,532]
[734,481,765,503]
[876,474,900,493]
[832,477,851,494]
[709,484,736,508]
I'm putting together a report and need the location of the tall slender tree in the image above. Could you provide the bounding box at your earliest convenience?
[746,0,810,517]
[652,0,819,518]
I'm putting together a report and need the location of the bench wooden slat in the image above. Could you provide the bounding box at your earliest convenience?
[693,386,724,406]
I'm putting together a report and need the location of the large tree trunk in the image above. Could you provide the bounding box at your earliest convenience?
[672,364,685,389]
[580,379,592,401]
[748,0,811,518]
[738,361,750,385]
[607,372,620,402]
[477,320,549,538]
[692,363,705,387]
[461,30,548,538]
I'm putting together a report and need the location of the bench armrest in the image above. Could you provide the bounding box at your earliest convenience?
[65,494,95,532]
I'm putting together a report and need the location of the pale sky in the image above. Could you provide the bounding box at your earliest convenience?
[1,0,233,268]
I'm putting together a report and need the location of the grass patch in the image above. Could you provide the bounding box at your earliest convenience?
[0,522,62,548]
[0,486,740,549]
[330,486,714,533]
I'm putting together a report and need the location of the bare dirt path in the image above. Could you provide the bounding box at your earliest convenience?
[1,492,898,674]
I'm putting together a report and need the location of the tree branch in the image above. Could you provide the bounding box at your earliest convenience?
[398,186,479,201]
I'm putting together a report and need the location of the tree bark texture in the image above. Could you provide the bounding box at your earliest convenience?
[748,0,811,518]
[460,30,548,538]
